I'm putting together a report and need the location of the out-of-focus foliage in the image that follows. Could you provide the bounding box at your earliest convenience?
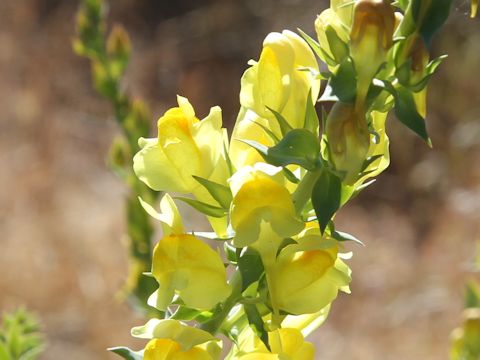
[0,309,45,360]
[73,0,159,314]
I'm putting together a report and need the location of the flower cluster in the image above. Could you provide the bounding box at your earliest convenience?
[111,1,452,358]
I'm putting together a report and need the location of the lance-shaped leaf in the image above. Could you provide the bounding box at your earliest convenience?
[266,107,293,137]
[325,25,349,63]
[244,303,270,350]
[174,197,227,218]
[329,58,357,103]
[237,247,265,291]
[331,230,365,246]
[192,176,232,209]
[311,169,342,234]
[240,129,320,171]
[304,88,320,136]
[383,82,431,145]
[108,347,143,360]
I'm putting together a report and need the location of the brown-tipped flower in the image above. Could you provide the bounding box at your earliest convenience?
[350,0,395,80]
[107,24,132,61]
[326,102,370,185]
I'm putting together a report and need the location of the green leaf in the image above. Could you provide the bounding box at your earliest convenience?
[304,89,320,136]
[244,304,270,350]
[174,197,227,218]
[268,129,320,170]
[331,230,365,246]
[237,247,265,291]
[224,139,235,176]
[384,83,431,145]
[108,347,143,360]
[297,28,337,66]
[361,154,384,172]
[192,176,232,209]
[169,306,212,323]
[225,242,238,264]
[252,121,281,144]
[266,107,293,137]
[329,58,357,103]
[282,167,300,184]
[311,169,342,234]
[394,0,409,11]
[325,25,349,63]
[241,129,320,171]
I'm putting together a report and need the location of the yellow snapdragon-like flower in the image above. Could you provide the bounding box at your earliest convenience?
[268,223,351,315]
[133,95,228,193]
[151,233,231,311]
[133,319,221,360]
[230,30,320,168]
[144,339,212,360]
[228,327,314,360]
[229,163,304,256]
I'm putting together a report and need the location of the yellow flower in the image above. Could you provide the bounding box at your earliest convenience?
[281,306,331,337]
[268,224,351,315]
[326,102,370,185]
[144,339,212,360]
[133,319,221,360]
[230,30,320,168]
[229,163,304,257]
[133,95,228,194]
[228,327,314,360]
[150,234,231,311]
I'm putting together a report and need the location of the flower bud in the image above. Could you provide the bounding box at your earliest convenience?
[350,0,395,82]
[326,102,370,185]
[107,24,131,61]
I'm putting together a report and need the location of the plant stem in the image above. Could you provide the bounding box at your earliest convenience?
[292,169,322,215]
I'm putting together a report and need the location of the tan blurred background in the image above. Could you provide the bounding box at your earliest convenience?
[0,0,479,359]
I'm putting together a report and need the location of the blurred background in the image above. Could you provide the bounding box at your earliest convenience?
[0,0,479,359]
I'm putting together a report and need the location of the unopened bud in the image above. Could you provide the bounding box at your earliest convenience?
[107,25,131,61]
[350,0,395,80]
[326,102,370,185]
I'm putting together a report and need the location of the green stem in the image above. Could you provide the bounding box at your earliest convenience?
[292,169,322,215]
